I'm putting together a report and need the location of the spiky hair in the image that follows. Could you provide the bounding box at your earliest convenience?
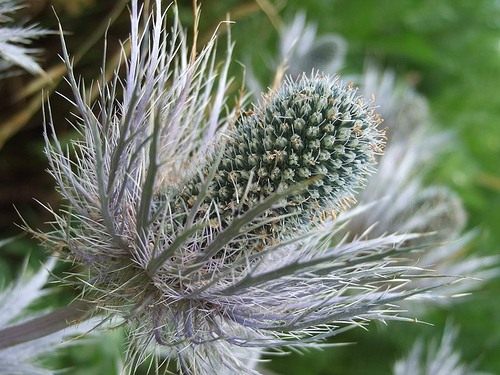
[393,324,490,375]
[0,0,49,75]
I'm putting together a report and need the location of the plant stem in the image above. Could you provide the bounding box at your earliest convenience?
[0,301,95,350]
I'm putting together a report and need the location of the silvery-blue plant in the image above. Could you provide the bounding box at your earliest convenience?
[246,11,346,97]
[0,0,49,76]
[278,11,346,78]
[393,324,491,375]
[0,255,100,375]
[0,3,487,375]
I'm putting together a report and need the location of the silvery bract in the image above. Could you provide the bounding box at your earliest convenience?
[0,0,49,75]
[393,325,491,375]
[354,68,499,307]
[0,256,99,375]
[279,12,346,77]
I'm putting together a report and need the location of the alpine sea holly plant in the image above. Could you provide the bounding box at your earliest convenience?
[0,1,494,375]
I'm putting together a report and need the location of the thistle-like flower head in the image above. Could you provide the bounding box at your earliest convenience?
[217,74,381,212]
[171,74,383,257]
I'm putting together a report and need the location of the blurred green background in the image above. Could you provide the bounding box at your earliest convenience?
[0,0,499,374]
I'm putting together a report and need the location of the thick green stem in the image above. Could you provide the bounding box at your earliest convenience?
[0,301,95,350]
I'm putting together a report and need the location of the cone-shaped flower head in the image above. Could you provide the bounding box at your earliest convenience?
[178,74,382,238]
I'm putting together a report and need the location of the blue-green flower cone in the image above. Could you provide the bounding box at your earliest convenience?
[176,74,384,247]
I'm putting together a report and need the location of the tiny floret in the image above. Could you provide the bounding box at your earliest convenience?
[173,74,383,253]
